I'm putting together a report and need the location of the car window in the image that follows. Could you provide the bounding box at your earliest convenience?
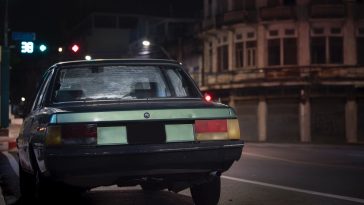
[52,65,200,103]
[31,69,53,111]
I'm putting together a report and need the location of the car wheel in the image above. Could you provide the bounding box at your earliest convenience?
[190,176,221,205]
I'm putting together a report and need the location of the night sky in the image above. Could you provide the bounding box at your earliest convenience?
[2,0,202,104]
[6,0,202,44]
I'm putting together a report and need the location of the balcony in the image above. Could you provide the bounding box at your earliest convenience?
[202,18,215,30]
[260,6,297,21]
[310,4,345,18]
[201,66,364,90]
[215,10,257,26]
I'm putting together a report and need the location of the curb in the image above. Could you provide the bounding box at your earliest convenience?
[0,138,17,152]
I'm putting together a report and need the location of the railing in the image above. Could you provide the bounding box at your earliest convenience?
[202,18,215,30]
[198,66,364,88]
[310,4,345,18]
[216,10,257,26]
[260,6,296,21]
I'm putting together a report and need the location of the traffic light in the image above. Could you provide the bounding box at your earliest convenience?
[71,44,79,53]
[39,44,47,52]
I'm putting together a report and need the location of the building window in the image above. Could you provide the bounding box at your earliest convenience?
[207,0,212,17]
[283,38,297,65]
[218,0,229,13]
[234,31,256,68]
[357,37,364,65]
[268,0,280,7]
[314,0,342,4]
[268,39,281,66]
[311,37,326,64]
[310,27,343,65]
[329,37,343,64]
[236,33,243,40]
[247,32,255,38]
[234,0,244,10]
[246,0,256,9]
[247,41,257,67]
[233,0,255,10]
[284,0,296,5]
[269,30,279,37]
[208,43,213,72]
[267,28,298,66]
[217,45,229,71]
[235,43,244,68]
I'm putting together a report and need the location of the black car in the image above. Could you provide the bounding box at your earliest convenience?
[16,59,244,204]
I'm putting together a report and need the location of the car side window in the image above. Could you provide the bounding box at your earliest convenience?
[31,69,54,111]
[165,69,189,97]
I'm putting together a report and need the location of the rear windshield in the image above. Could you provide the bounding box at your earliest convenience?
[51,65,201,103]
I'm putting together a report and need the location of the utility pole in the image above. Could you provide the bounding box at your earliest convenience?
[1,0,10,129]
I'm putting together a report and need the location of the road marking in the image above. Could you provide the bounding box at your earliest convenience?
[3,151,19,176]
[222,175,364,204]
[244,152,364,170]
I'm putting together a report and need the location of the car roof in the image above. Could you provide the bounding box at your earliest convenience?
[53,59,181,68]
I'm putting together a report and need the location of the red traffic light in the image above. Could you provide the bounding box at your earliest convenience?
[204,93,212,102]
[71,44,79,53]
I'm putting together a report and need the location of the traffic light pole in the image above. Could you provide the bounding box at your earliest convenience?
[1,0,10,129]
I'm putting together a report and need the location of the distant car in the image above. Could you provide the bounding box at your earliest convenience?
[16,59,243,204]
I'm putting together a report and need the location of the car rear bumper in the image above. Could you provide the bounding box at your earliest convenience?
[43,140,243,188]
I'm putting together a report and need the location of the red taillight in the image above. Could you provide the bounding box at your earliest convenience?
[195,120,227,133]
[62,124,97,138]
[61,124,97,144]
[194,119,240,141]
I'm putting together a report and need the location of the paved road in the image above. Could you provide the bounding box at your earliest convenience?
[1,143,364,205]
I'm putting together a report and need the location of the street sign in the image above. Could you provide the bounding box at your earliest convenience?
[11,32,36,41]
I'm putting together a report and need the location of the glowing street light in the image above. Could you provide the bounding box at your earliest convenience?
[39,44,47,52]
[142,40,151,47]
[85,55,92,60]
[71,44,80,53]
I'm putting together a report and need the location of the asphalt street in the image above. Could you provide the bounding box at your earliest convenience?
[1,143,364,205]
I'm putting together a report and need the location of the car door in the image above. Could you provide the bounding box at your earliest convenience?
[18,68,54,173]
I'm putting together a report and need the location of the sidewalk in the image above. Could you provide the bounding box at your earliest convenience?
[0,117,22,205]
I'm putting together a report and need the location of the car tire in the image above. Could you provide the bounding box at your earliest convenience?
[190,176,221,205]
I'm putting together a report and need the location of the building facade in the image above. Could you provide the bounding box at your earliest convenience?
[198,0,364,143]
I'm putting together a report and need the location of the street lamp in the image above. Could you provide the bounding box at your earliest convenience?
[130,39,171,59]
[142,40,151,47]
[85,55,92,60]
